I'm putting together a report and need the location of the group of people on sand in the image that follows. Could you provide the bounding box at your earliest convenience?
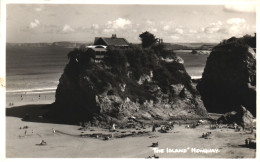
[152,121,174,133]
[201,132,212,138]
[19,125,32,136]
[16,93,49,102]
[19,126,56,145]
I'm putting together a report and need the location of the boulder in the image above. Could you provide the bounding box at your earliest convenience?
[217,105,255,128]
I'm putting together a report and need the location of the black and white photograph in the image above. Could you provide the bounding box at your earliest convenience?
[1,0,258,159]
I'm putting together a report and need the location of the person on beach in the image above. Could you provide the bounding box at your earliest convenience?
[112,124,116,130]
[152,125,156,132]
[233,122,238,129]
[24,130,27,135]
[52,128,56,135]
[40,139,46,145]
[152,121,156,132]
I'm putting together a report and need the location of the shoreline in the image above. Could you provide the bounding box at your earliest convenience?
[5,75,202,95]
[6,87,57,94]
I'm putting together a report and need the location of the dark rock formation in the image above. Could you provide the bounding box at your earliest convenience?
[217,105,255,128]
[47,46,208,125]
[197,43,256,116]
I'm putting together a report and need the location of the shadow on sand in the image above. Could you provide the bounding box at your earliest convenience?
[6,104,74,125]
[238,144,256,149]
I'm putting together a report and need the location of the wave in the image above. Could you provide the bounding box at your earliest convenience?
[23,90,56,94]
[6,87,57,94]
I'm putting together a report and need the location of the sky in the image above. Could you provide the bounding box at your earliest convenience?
[6,4,256,43]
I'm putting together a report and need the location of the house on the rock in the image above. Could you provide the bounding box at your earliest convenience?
[87,46,107,63]
[87,34,129,63]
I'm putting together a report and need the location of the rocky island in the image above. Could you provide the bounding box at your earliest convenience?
[47,34,208,126]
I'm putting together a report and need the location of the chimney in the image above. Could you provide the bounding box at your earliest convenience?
[112,34,117,38]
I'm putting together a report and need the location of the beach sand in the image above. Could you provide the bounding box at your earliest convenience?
[6,93,256,158]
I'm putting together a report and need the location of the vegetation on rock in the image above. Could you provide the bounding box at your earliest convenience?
[139,31,158,48]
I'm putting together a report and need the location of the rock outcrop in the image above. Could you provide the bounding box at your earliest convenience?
[197,43,256,116]
[47,46,208,125]
[217,105,255,129]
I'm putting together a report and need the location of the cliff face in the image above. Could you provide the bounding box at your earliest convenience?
[197,43,256,116]
[49,46,208,125]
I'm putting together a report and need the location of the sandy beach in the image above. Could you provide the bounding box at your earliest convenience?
[6,92,256,158]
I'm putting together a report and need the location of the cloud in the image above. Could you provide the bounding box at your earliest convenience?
[201,18,255,38]
[91,24,99,30]
[102,18,132,34]
[210,21,223,26]
[105,18,132,30]
[204,27,221,34]
[224,5,256,13]
[29,19,40,29]
[170,35,180,40]
[226,18,246,24]
[163,25,170,31]
[202,21,223,34]
[103,28,115,33]
[175,28,184,34]
[132,29,138,33]
[225,18,249,36]
[62,24,74,33]
[146,20,154,26]
[150,28,158,33]
[189,29,197,34]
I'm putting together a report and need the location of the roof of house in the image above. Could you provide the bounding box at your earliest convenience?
[94,37,129,46]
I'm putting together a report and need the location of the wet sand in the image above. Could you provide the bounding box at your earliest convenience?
[6,92,55,108]
[6,93,256,158]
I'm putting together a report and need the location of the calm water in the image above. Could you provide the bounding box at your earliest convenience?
[6,46,72,93]
[6,46,208,93]
[175,51,209,78]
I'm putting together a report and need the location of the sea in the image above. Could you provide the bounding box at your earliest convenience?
[174,50,209,79]
[6,47,209,94]
[6,46,72,94]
